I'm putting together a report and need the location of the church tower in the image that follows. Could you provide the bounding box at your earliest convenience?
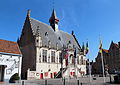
[49,9,59,31]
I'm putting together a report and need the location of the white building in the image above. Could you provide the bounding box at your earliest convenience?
[0,39,22,83]
[18,9,87,80]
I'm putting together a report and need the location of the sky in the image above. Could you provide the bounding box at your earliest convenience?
[0,0,120,61]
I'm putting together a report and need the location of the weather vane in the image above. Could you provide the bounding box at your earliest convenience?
[52,0,55,8]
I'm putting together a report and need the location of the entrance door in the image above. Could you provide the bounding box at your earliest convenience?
[40,73,43,79]
[65,59,68,66]
[0,65,5,82]
[50,73,52,78]
[54,72,56,78]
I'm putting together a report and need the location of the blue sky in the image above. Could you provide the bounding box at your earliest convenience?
[0,0,120,61]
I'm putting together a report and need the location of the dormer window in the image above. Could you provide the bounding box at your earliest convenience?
[73,45,75,49]
[37,26,39,28]
[58,37,61,41]
[45,32,48,36]
[69,41,71,44]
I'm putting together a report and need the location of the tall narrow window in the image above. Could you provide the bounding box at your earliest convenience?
[81,56,83,65]
[77,56,79,64]
[59,52,61,63]
[42,49,47,62]
[51,51,55,63]
[56,56,58,63]
[72,57,75,64]
[48,54,50,63]
[39,53,41,63]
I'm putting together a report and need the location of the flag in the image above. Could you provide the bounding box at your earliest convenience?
[86,41,89,54]
[74,48,76,58]
[99,40,102,53]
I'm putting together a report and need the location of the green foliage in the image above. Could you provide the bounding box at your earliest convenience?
[9,73,20,83]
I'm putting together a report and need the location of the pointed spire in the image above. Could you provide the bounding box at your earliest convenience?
[52,9,57,19]
[111,40,113,44]
[86,41,89,54]
[27,9,31,17]
[49,9,59,24]
[17,37,19,43]
[82,42,85,51]
[49,9,59,31]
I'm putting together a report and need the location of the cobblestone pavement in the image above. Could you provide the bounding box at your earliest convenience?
[1,77,119,85]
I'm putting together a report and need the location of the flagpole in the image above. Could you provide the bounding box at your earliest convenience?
[61,45,64,81]
[101,51,106,83]
[86,41,92,82]
[68,49,70,82]
[74,48,77,79]
[75,48,78,79]
[99,36,106,83]
[88,52,92,82]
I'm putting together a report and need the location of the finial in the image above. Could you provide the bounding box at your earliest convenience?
[86,41,89,54]
[17,37,19,43]
[82,42,85,50]
[72,30,74,35]
[111,40,113,43]
[27,9,31,16]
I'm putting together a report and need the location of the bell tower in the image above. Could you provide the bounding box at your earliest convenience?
[49,9,59,31]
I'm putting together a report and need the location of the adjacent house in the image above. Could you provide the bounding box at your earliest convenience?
[0,39,22,82]
[92,41,120,75]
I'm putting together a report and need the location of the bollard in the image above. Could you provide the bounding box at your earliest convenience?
[63,78,65,85]
[45,79,47,85]
[22,81,24,85]
[77,80,79,85]
[80,82,82,85]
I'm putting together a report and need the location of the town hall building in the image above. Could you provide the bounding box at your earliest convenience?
[18,9,87,80]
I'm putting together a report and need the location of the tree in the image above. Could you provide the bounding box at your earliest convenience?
[9,73,19,83]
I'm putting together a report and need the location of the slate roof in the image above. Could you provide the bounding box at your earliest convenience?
[0,39,21,55]
[30,17,81,52]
